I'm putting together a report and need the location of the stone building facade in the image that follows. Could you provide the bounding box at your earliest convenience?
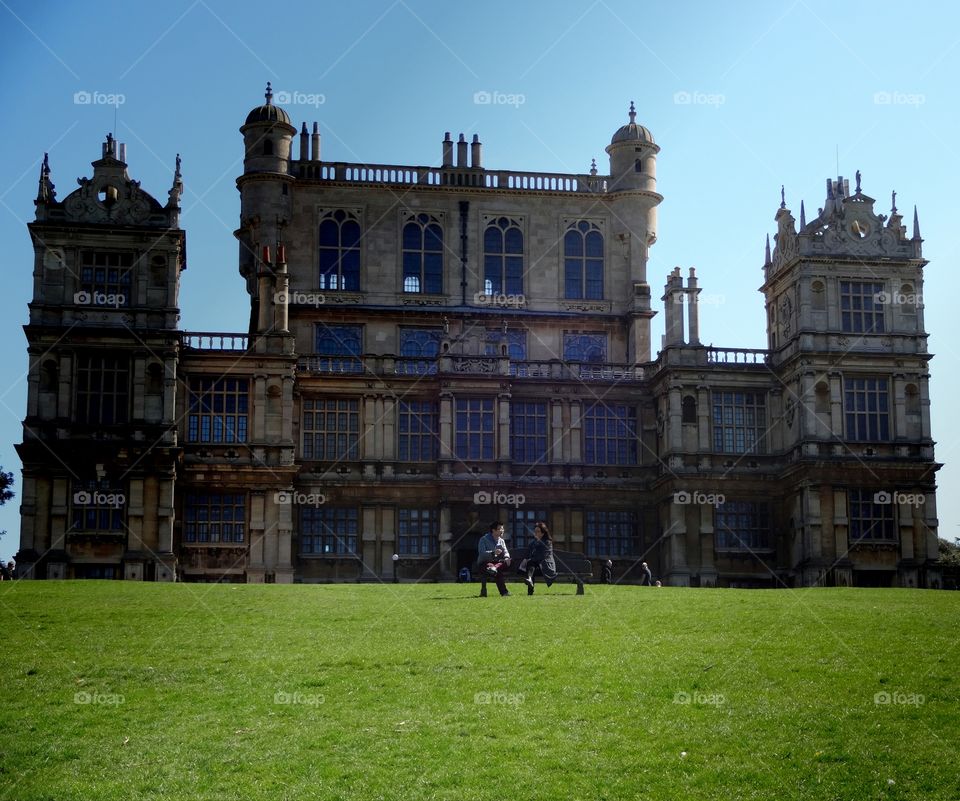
[14,87,942,587]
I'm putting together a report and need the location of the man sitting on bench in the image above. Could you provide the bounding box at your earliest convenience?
[477,520,511,597]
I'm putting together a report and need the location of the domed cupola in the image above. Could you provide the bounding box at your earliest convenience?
[240,82,296,175]
[610,101,655,146]
[245,81,292,126]
[605,100,659,194]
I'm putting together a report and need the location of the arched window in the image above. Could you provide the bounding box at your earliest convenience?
[402,214,443,294]
[682,395,697,424]
[635,159,642,173]
[262,139,273,156]
[318,210,361,290]
[564,221,604,300]
[483,217,523,295]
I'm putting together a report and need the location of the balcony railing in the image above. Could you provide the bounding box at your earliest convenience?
[291,160,610,194]
[296,355,646,382]
[182,332,250,352]
[706,347,769,365]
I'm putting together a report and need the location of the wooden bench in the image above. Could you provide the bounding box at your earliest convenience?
[478,549,592,596]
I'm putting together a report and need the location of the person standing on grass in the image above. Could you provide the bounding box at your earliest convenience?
[478,521,511,597]
[640,561,654,586]
[521,521,557,595]
[600,559,613,584]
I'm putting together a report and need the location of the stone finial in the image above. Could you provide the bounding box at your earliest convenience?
[780,185,786,209]
[855,169,861,193]
[764,233,771,265]
[265,82,273,104]
[912,206,921,240]
[590,158,597,176]
[628,101,636,124]
[891,190,897,214]
[799,200,806,229]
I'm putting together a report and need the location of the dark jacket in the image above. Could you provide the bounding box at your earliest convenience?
[526,538,557,580]
[600,563,613,584]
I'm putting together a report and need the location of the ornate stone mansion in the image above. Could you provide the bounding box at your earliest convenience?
[14,86,941,587]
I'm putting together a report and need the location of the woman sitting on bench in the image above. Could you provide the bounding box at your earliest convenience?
[520,521,557,595]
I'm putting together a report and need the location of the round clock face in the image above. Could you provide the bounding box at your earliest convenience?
[44,247,65,270]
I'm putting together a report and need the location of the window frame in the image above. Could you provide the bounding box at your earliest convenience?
[401,213,444,295]
[563,220,604,300]
[300,506,359,555]
[482,215,524,296]
[585,510,636,557]
[714,501,772,552]
[711,390,767,455]
[455,397,496,461]
[183,492,247,544]
[583,402,638,465]
[844,376,890,442]
[75,354,130,426]
[317,209,362,291]
[398,508,439,556]
[302,398,360,461]
[187,377,249,444]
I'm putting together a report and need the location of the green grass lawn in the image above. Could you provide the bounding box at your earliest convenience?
[0,581,957,801]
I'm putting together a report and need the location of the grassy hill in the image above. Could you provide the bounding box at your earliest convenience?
[0,581,957,800]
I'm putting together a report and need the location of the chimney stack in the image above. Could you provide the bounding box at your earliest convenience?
[311,123,321,162]
[471,134,482,169]
[457,133,467,167]
[442,132,453,167]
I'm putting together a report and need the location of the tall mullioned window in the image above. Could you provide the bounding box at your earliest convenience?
[398,509,438,555]
[511,401,548,464]
[483,216,523,295]
[714,501,771,551]
[318,209,361,290]
[302,399,360,460]
[398,401,438,461]
[398,328,442,375]
[563,220,604,299]
[314,324,363,373]
[844,377,890,442]
[75,355,130,425]
[840,281,885,333]
[583,403,637,465]
[187,377,248,443]
[184,493,246,544]
[402,213,443,294]
[712,391,766,454]
[78,250,133,306]
[455,398,495,460]
[300,507,358,554]
[848,489,895,543]
[585,510,635,556]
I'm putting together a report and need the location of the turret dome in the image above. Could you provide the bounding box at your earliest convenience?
[245,82,291,126]
[610,101,654,145]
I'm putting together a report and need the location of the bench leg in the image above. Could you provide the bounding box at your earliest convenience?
[576,580,584,595]
[480,578,487,597]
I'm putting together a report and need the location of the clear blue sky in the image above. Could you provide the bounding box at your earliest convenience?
[0,0,957,563]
